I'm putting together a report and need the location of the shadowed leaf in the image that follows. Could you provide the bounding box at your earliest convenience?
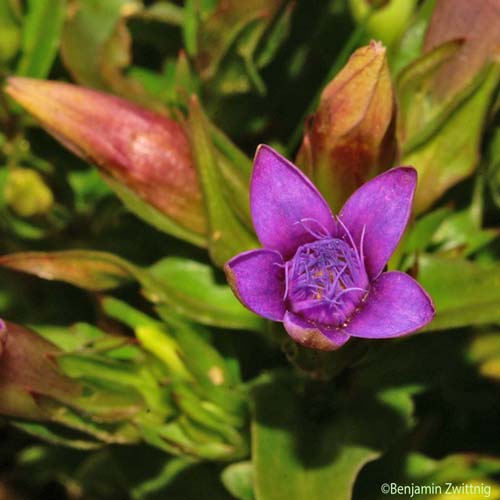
[252,374,414,500]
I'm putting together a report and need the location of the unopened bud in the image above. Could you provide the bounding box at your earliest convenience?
[0,320,81,420]
[297,41,397,211]
[4,167,53,217]
[5,78,207,239]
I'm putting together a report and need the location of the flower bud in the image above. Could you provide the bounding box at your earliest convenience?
[4,167,53,217]
[296,41,397,212]
[423,0,500,101]
[4,77,207,241]
[0,320,81,420]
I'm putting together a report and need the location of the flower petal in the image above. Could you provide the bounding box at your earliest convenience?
[339,167,416,278]
[251,145,336,259]
[224,249,286,321]
[283,312,350,351]
[344,271,435,339]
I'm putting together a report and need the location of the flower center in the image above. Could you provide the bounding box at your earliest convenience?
[285,237,368,326]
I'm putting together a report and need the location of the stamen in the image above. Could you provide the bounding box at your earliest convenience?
[337,216,366,265]
[359,224,366,265]
[285,237,369,326]
[293,218,331,240]
[283,261,290,300]
[334,287,367,299]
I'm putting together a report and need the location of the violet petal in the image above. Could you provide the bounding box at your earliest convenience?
[344,271,435,339]
[339,167,417,279]
[283,311,350,351]
[224,249,286,321]
[251,145,337,259]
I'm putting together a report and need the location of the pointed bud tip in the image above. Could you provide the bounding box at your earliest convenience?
[189,93,201,108]
[298,41,396,210]
[369,39,386,54]
[4,76,41,100]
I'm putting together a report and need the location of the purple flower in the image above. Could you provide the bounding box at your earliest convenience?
[224,145,435,351]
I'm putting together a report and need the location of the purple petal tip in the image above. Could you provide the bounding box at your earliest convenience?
[251,145,336,259]
[339,166,417,279]
[225,249,286,321]
[345,271,435,339]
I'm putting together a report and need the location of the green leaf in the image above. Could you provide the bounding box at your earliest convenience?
[12,421,103,450]
[221,462,255,500]
[130,456,195,500]
[138,2,184,26]
[252,374,414,500]
[67,168,112,214]
[349,0,418,48]
[419,255,500,331]
[255,2,292,68]
[182,0,198,57]
[399,175,498,267]
[57,353,143,389]
[16,0,66,78]
[147,257,264,330]
[60,0,154,107]
[0,250,136,291]
[397,39,463,148]
[103,174,207,248]
[195,0,287,94]
[468,332,500,382]
[432,209,499,257]
[404,208,451,254]
[391,0,437,75]
[55,350,170,418]
[0,0,21,63]
[61,0,130,88]
[157,313,239,386]
[403,60,500,213]
[188,97,257,266]
[135,325,194,382]
[33,395,140,444]
[32,323,104,352]
[0,249,261,331]
[487,127,500,209]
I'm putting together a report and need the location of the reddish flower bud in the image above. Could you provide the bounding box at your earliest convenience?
[423,0,500,100]
[5,78,207,240]
[0,320,81,420]
[297,41,397,212]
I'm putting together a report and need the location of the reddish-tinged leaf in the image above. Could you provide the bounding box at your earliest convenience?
[424,0,500,100]
[0,250,135,291]
[0,322,81,420]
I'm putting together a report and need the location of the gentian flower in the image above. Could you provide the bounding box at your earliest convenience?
[224,146,435,351]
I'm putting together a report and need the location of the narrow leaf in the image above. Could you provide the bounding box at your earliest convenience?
[188,96,257,266]
[0,250,135,291]
[16,0,66,78]
[419,255,500,330]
